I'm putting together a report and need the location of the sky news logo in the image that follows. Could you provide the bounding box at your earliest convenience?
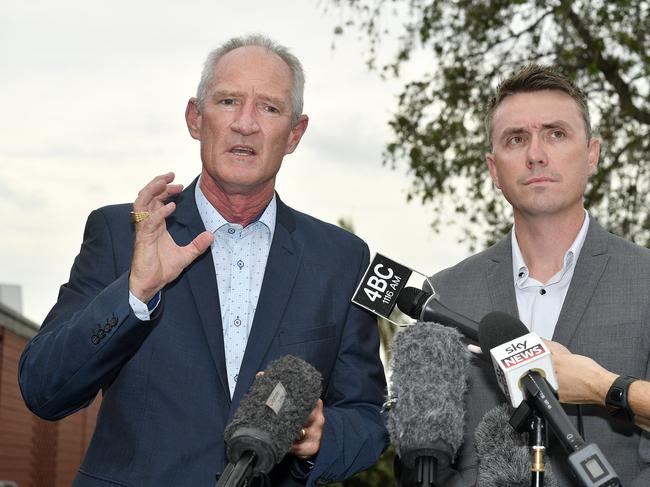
[500,344,545,369]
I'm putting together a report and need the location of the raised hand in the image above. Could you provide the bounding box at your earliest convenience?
[129,172,214,302]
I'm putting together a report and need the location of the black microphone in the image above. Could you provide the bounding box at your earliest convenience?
[475,404,559,487]
[217,355,322,487]
[388,322,469,486]
[396,287,479,342]
[479,312,621,487]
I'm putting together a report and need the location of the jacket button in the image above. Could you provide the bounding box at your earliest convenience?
[91,335,100,344]
[110,315,118,325]
[103,323,112,333]
[97,329,106,339]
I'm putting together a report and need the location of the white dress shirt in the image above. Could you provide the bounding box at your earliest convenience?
[512,211,589,339]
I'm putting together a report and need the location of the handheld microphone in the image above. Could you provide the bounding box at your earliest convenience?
[217,355,322,487]
[479,312,621,487]
[388,322,469,486]
[479,311,558,407]
[396,287,479,342]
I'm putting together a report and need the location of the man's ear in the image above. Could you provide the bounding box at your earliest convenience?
[586,137,600,176]
[486,152,501,189]
[185,98,202,140]
[285,115,309,155]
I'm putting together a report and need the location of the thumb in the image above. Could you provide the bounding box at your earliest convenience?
[183,231,214,264]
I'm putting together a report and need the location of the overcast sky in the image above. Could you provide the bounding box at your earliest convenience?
[0,0,470,324]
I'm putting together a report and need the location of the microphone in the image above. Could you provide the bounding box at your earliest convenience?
[478,311,558,408]
[388,322,469,486]
[478,312,621,487]
[475,404,558,487]
[217,355,322,487]
[396,287,479,342]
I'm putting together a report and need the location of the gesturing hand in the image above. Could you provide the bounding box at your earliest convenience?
[129,172,214,302]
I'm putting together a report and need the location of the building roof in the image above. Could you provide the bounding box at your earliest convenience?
[0,301,39,339]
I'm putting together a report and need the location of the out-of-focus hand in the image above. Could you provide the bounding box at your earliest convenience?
[291,399,324,460]
[544,339,616,405]
[129,172,213,302]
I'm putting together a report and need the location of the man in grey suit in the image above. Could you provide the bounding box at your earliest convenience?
[428,65,650,485]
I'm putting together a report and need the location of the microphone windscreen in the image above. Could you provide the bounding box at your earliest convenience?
[224,355,322,474]
[396,286,428,319]
[479,311,529,355]
[475,404,558,487]
[387,322,469,461]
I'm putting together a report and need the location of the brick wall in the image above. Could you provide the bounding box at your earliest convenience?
[0,305,100,487]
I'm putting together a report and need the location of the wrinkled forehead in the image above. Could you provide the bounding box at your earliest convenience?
[209,46,294,97]
[491,90,586,136]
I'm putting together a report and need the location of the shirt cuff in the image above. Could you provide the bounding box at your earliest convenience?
[129,291,161,321]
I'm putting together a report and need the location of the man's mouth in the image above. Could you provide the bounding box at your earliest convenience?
[525,176,553,185]
[230,145,257,156]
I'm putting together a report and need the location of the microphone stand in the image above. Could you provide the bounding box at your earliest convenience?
[509,401,546,487]
[529,414,546,487]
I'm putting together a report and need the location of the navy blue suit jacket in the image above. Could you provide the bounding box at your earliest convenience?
[19,181,388,486]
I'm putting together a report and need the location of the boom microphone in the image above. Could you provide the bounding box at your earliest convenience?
[396,287,479,342]
[388,322,469,486]
[217,355,322,487]
[475,404,558,487]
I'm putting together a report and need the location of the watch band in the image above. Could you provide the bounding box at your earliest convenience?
[605,375,638,421]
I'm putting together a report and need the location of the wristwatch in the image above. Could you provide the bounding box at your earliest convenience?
[605,375,638,421]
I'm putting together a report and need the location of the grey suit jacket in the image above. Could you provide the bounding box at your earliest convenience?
[430,218,650,486]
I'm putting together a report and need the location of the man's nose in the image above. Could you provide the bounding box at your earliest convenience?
[230,102,260,135]
[526,134,548,167]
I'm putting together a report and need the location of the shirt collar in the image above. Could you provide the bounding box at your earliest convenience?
[512,209,590,284]
[194,178,276,241]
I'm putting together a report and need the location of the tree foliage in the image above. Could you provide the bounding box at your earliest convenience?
[329,0,650,250]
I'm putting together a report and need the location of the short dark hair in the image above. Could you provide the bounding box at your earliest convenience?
[485,64,591,146]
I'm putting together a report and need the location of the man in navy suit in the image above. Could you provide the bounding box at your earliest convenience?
[19,34,387,486]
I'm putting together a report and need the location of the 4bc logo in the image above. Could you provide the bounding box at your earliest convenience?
[352,254,412,319]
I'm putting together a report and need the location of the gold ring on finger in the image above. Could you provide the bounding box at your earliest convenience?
[296,428,307,442]
[130,211,151,224]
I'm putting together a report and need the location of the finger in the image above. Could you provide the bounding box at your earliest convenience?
[133,173,182,211]
[134,201,177,236]
[543,339,570,355]
[467,344,483,355]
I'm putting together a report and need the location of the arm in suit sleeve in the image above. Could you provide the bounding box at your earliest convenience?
[629,336,650,487]
[18,207,157,420]
[305,243,389,486]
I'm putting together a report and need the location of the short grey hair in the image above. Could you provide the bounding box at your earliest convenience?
[195,34,305,125]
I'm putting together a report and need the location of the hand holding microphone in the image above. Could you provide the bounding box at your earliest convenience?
[478,312,622,487]
[217,355,322,487]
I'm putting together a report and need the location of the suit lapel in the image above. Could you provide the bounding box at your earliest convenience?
[230,197,303,410]
[485,233,519,317]
[553,219,609,345]
[170,180,231,402]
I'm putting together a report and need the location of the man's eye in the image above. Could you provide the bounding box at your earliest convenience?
[550,130,566,139]
[219,99,236,106]
[262,104,280,114]
[508,136,524,146]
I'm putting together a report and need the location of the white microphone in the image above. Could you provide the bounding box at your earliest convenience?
[485,329,558,407]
